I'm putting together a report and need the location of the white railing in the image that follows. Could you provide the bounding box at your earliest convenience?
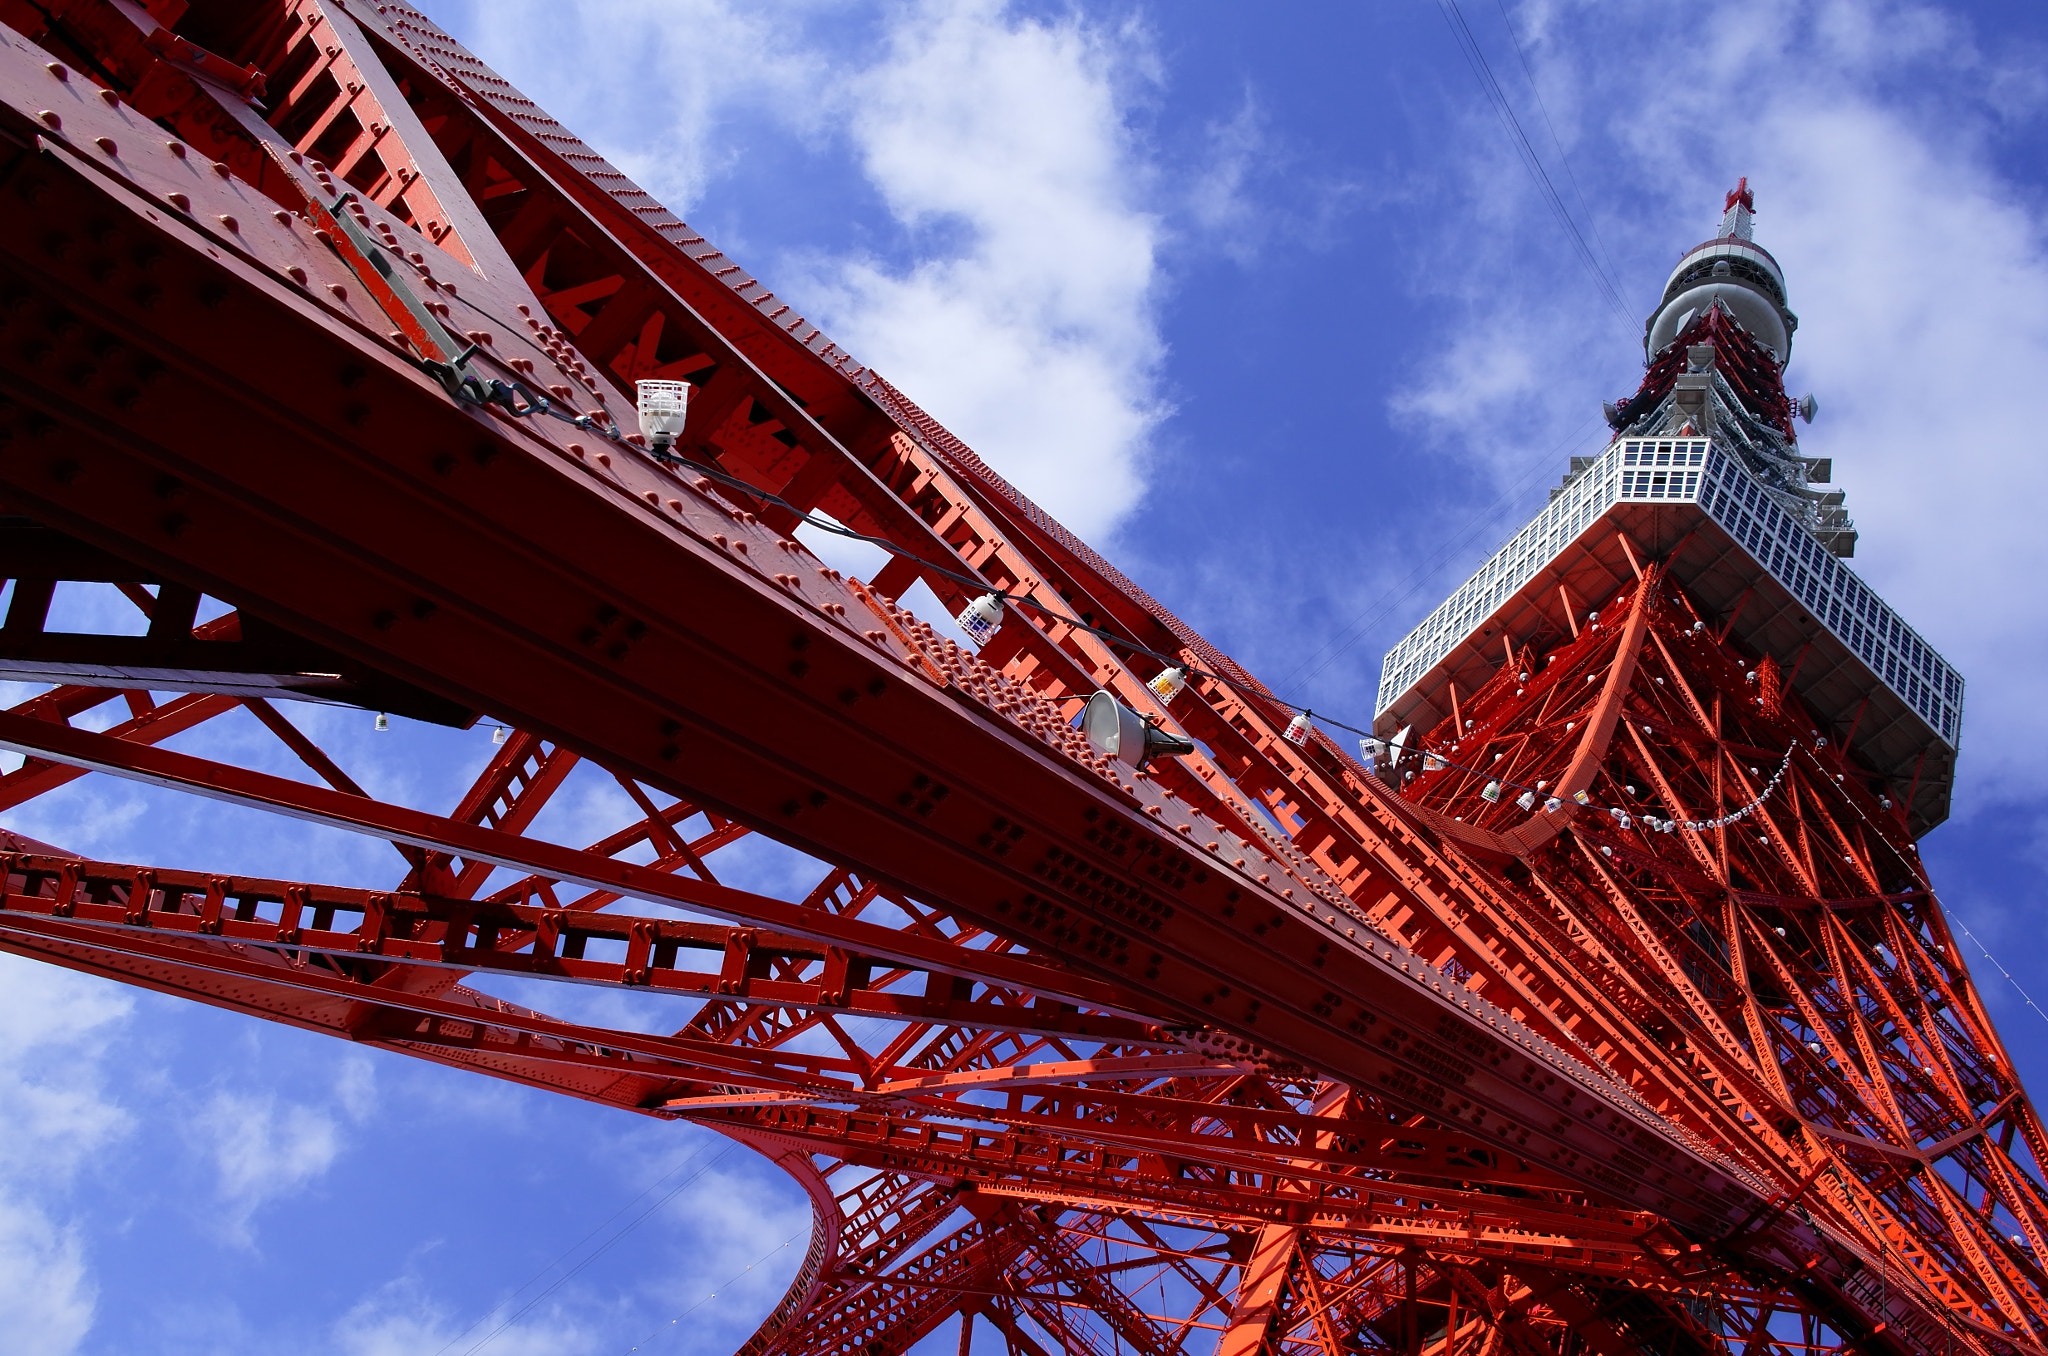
[1377,438,1962,748]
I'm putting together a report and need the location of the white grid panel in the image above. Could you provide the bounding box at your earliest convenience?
[1375,439,1964,748]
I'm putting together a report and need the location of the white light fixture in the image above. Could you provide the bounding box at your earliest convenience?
[492,725,507,744]
[955,593,1004,646]
[374,712,389,732]
[1081,691,1193,771]
[1480,781,1501,803]
[636,379,690,459]
[1147,666,1187,703]
[1283,712,1313,747]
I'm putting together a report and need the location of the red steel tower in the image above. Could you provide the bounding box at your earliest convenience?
[0,5,2035,1354]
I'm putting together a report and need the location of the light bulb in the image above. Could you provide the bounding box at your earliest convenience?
[1283,712,1313,747]
[374,712,389,732]
[492,725,507,744]
[1148,667,1187,703]
[636,378,690,456]
[955,593,1005,646]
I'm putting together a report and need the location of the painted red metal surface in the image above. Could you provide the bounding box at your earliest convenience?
[0,4,2040,1354]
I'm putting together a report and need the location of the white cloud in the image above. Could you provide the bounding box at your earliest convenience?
[451,0,828,219]
[189,1084,348,1245]
[0,1198,93,1356]
[1404,0,2048,816]
[0,956,135,1355]
[331,1275,591,1356]
[454,0,1169,548]
[790,0,1167,544]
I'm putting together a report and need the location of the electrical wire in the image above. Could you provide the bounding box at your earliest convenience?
[662,417,1805,819]
[1487,0,1629,292]
[426,1139,727,1356]
[1434,0,1635,332]
[621,1228,808,1354]
[458,1141,740,1356]
[1279,415,1603,689]
[462,418,1785,821]
[1948,913,2048,1031]
[414,336,1795,824]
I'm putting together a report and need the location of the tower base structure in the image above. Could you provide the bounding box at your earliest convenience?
[0,8,2033,1356]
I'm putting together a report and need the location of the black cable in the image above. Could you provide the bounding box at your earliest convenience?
[1279,415,1603,689]
[402,317,1774,815]
[457,1142,740,1356]
[1434,0,1635,331]
[1488,0,1629,293]
[668,442,1809,813]
[427,1140,724,1356]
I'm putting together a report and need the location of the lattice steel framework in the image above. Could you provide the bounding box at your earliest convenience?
[0,5,2036,1356]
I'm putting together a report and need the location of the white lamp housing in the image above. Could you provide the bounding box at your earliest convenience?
[956,593,1005,646]
[636,379,690,454]
[1082,691,1193,771]
[1147,666,1188,703]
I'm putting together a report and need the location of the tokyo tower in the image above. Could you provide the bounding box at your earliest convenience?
[0,4,2034,1354]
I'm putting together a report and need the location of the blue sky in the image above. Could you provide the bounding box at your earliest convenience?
[8,2,2048,1352]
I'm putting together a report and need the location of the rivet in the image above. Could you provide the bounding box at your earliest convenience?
[166,192,190,212]
[36,110,60,130]
[94,136,117,155]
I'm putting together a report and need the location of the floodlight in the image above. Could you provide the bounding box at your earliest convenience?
[1081,691,1193,771]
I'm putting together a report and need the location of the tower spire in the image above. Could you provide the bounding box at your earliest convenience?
[1720,175,1756,239]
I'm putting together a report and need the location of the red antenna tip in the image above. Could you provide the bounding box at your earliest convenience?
[1724,176,1755,213]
